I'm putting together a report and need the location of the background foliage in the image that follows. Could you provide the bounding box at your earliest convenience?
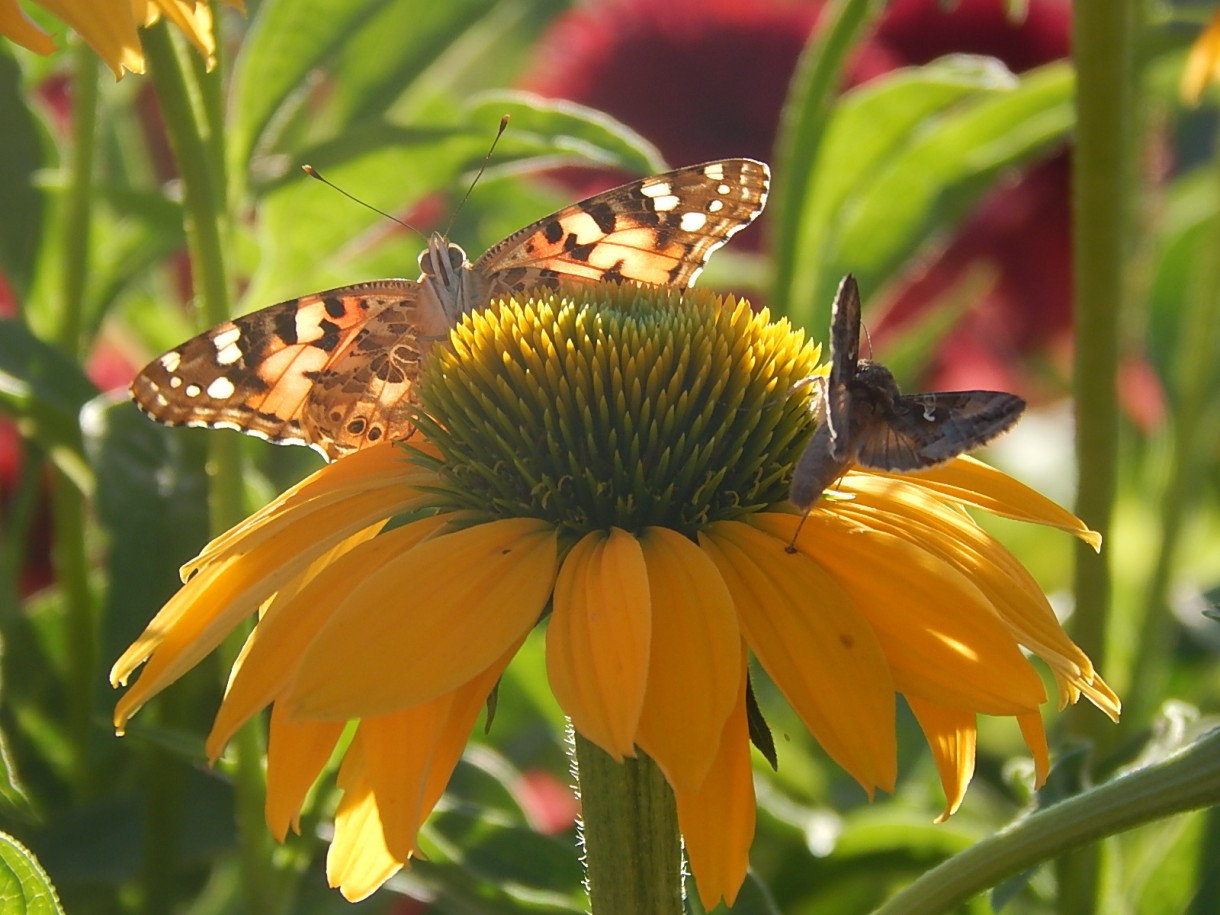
[1,0,1218,912]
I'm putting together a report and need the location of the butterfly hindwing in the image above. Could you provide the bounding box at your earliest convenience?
[132,159,771,460]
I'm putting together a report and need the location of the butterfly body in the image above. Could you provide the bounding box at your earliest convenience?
[789,275,1025,514]
[132,159,770,461]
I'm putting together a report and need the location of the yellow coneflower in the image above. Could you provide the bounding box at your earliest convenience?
[0,0,243,77]
[112,284,1118,909]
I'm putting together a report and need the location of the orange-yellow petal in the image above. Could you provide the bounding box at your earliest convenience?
[326,645,517,901]
[1182,10,1220,104]
[547,528,650,760]
[144,0,214,64]
[0,0,56,54]
[327,746,401,902]
[1018,711,1051,788]
[867,456,1101,550]
[633,527,740,792]
[35,0,144,76]
[758,512,1048,716]
[699,520,896,794]
[264,703,346,841]
[285,518,558,719]
[674,651,755,911]
[905,696,976,823]
[205,517,445,758]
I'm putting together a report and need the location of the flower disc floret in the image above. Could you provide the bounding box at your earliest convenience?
[412,284,819,538]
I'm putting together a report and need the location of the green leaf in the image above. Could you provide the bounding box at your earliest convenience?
[228,0,398,173]
[0,49,50,299]
[777,57,1073,332]
[0,319,95,494]
[0,833,64,915]
[466,92,666,175]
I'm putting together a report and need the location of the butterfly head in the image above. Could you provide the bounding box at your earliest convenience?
[419,236,470,281]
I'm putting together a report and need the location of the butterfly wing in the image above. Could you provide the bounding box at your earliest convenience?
[472,159,770,293]
[852,390,1026,471]
[825,274,862,461]
[131,280,431,461]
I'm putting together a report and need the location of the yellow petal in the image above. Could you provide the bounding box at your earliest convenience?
[548,528,650,760]
[700,521,896,794]
[205,518,444,757]
[633,527,740,792]
[327,746,402,902]
[185,443,431,578]
[326,646,515,901]
[264,703,346,841]
[1182,10,1220,105]
[36,0,144,76]
[147,0,214,64]
[756,512,1047,716]
[859,457,1101,550]
[905,696,976,823]
[285,519,558,719]
[674,653,754,911]
[0,0,57,54]
[1018,711,1050,788]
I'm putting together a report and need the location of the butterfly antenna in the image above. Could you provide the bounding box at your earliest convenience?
[445,114,511,237]
[301,165,427,241]
[786,512,811,553]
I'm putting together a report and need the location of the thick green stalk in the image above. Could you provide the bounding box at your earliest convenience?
[143,22,282,915]
[1064,3,1135,909]
[574,733,683,914]
[872,728,1220,915]
[56,42,99,795]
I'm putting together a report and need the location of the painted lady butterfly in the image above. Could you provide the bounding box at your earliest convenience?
[132,158,770,461]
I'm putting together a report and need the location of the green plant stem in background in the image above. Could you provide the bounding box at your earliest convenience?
[574,733,683,915]
[1132,124,1220,720]
[1065,2,1135,910]
[143,22,286,915]
[872,727,1220,915]
[55,42,99,797]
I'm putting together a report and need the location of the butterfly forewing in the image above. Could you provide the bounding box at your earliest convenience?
[478,159,770,289]
[132,158,770,461]
[132,282,417,453]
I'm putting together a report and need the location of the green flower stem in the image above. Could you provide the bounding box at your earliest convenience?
[56,42,99,794]
[873,728,1220,915]
[143,23,281,915]
[1069,2,1132,681]
[574,732,683,915]
[1066,4,1136,906]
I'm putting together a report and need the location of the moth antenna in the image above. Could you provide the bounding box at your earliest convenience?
[302,165,427,242]
[861,321,875,360]
[445,114,511,237]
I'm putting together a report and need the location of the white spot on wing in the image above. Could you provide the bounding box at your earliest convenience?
[184,384,202,397]
[206,377,236,400]
[168,376,183,389]
[211,326,241,350]
[640,181,673,198]
[160,352,181,372]
[215,343,243,365]
[703,163,726,180]
[707,199,724,213]
[649,195,679,212]
[679,211,708,232]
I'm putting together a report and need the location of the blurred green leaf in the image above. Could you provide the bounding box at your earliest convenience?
[0,319,95,494]
[229,0,398,174]
[0,833,63,915]
[777,56,1073,333]
[467,92,666,174]
[0,50,49,300]
[80,395,209,658]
